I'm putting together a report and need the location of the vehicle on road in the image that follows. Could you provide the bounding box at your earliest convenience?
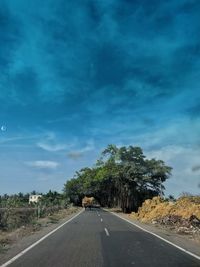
[82,196,100,210]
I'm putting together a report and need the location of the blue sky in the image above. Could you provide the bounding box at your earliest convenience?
[0,0,200,197]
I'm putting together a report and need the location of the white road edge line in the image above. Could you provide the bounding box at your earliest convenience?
[0,209,84,267]
[110,212,200,261]
[104,227,110,236]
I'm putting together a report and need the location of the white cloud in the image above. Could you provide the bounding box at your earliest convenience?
[37,142,68,152]
[37,132,72,152]
[25,161,60,169]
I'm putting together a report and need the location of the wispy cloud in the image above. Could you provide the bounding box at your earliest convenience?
[37,142,68,152]
[25,160,60,169]
[36,131,70,152]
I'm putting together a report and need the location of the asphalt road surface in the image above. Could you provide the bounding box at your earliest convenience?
[2,209,200,267]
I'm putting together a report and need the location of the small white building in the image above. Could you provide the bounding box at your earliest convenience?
[29,194,42,204]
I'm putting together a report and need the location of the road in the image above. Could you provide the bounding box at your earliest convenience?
[2,209,200,267]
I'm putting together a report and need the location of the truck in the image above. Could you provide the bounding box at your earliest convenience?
[82,196,94,210]
[82,196,101,210]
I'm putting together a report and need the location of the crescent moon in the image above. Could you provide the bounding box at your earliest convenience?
[1,125,6,131]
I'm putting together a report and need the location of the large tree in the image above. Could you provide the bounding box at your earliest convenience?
[64,145,172,212]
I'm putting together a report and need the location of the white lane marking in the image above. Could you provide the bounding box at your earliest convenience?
[0,209,84,267]
[111,212,200,261]
[104,228,110,236]
[101,218,103,222]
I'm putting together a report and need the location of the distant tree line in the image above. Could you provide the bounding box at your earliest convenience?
[64,145,172,213]
[0,190,68,208]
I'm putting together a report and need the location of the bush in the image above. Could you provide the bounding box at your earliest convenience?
[0,208,36,230]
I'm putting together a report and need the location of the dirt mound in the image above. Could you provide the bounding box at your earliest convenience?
[131,196,200,235]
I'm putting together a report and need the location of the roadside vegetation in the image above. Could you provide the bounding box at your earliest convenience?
[0,190,68,231]
[64,144,172,213]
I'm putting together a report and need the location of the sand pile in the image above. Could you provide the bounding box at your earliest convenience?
[131,196,200,234]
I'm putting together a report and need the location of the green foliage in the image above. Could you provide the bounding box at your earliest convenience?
[0,193,29,208]
[0,191,67,209]
[64,145,172,213]
[40,190,66,207]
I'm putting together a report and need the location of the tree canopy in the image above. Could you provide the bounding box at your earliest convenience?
[64,145,172,213]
